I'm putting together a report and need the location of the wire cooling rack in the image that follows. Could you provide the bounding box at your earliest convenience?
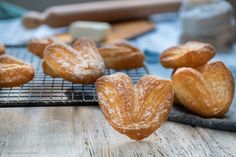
[0,47,148,107]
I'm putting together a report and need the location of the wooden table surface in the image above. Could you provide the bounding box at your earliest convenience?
[0,106,235,157]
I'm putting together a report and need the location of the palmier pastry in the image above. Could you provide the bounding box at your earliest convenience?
[44,37,105,84]
[172,61,234,117]
[28,38,56,58]
[0,54,35,87]
[98,40,145,69]
[0,44,5,55]
[96,73,173,140]
[160,41,216,68]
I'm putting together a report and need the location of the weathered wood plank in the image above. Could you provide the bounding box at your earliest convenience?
[0,107,235,157]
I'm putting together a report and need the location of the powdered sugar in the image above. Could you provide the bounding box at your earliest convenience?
[96,73,173,138]
[44,39,105,83]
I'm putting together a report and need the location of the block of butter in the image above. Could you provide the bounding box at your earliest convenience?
[69,21,111,42]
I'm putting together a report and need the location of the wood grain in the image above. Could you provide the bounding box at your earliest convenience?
[0,106,235,157]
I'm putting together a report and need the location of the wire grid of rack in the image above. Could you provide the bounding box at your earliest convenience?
[0,47,149,107]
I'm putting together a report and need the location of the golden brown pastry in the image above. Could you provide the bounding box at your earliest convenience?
[0,44,5,55]
[44,37,105,84]
[172,61,234,117]
[28,38,56,58]
[42,60,59,77]
[0,54,35,87]
[160,41,216,69]
[98,40,145,69]
[96,73,173,140]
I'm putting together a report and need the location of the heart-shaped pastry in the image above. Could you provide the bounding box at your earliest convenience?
[96,73,173,140]
[172,61,234,117]
[160,41,216,69]
[44,38,105,84]
[98,40,145,69]
[0,54,35,87]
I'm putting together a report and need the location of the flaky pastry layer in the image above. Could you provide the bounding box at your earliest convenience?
[160,41,216,69]
[44,37,105,84]
[172,61,234,117]
[98,40,145,69]
[42,60,59,78]
[96,72,173,140]
[0,54,35,87]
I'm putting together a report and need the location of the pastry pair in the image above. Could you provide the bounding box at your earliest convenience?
[96,73,173,140]
[28,38,145,70]
[160,41,234,118]
[0,46,34,87]
[29,37,105,83]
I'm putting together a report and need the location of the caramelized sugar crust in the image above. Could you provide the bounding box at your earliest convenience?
[44,38,105,84]
[172,61,234,117]
[160,41,216,69]
[96,73,173,140]
[0,54,35,87]
[98,40,145,70]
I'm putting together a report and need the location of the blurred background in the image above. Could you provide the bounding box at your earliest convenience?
[1,0,236,74]
[2,0,110,11]
[2,0,236,12]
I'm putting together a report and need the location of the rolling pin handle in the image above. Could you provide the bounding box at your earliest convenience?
[22,11,44,29]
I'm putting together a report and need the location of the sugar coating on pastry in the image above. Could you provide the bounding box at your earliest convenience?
[98,40,145,69]
[160,41,216,68]
[96,72,173,140]
[172,61,234,117]
[0,54,35,87]
[28,38,56,58]
[44,37,105,84]
[0,44,5,55]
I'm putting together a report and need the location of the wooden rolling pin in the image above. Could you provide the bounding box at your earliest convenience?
[23,0,180,29]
